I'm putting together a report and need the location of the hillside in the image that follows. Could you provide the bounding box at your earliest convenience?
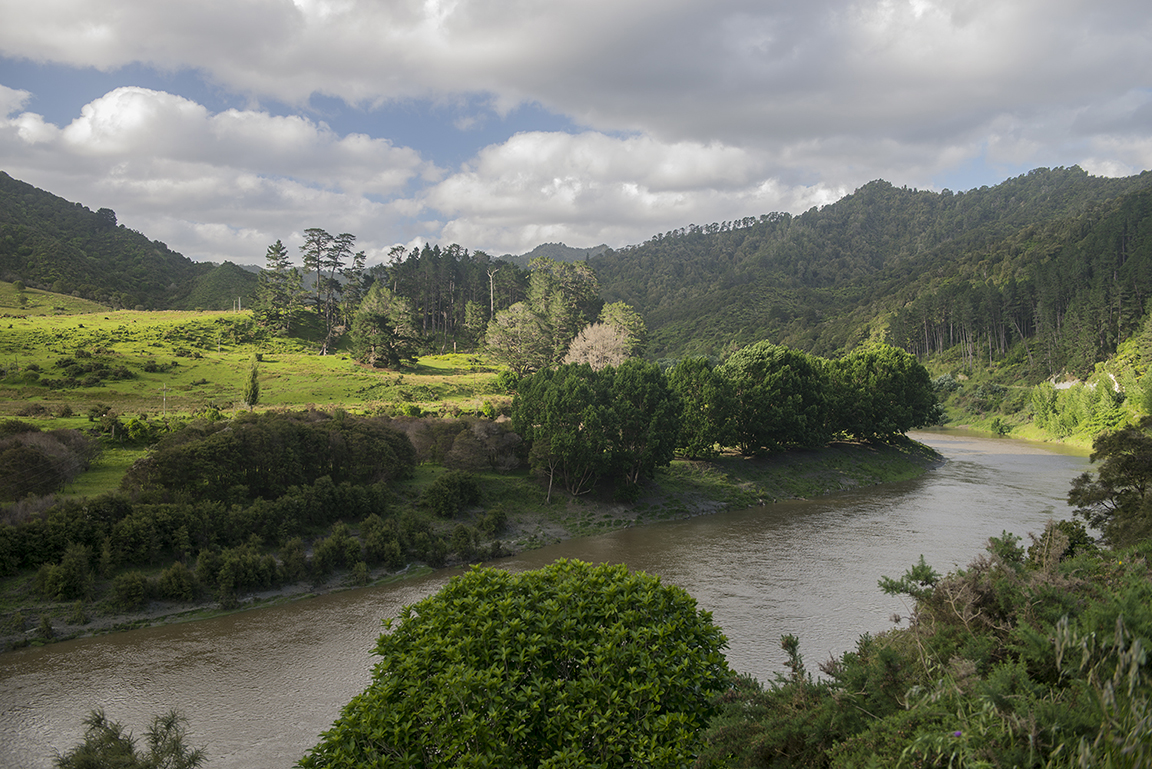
[592,166,1152,374]
[5,165,1152,383]
[0,172,256,311]
[499,241,609,268]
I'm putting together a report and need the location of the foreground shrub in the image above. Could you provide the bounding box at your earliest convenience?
[299,559,731,768]
[55,709,204,769]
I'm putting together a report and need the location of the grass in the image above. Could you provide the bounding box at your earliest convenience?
[62,446,149,499]
[0,282,107,316]
[0,307,507,418]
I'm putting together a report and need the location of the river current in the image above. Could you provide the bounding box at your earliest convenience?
[0,430,1090,768]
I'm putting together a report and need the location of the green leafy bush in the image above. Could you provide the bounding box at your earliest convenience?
[420,470,480,518]
[300,560,731,768]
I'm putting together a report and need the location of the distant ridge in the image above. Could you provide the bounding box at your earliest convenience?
[589,165,1152,371]
[500,241,610,268]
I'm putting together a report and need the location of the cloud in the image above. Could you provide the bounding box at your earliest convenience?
[425,131,844,254]
[0,86,435,263]
[0,0,1149,262]
[6,1,1149,145]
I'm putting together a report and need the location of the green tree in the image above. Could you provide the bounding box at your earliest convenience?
[461,300,489,347]
[1068,416,1152,547]
[350,283,419,368]
[597,300,648,357]
[830,343,938,440]
[299,560,730,769]
[667,356,735,458]
[605,358,682,486]
[484,301,552,376]
[252,239,304,334]
[299,227,331,316]
[242,355,260,410]
[718,341,832,454]
[512,364,612,499]
[319,232,356,347]
[55,709,205,769]
[526,257,601,363]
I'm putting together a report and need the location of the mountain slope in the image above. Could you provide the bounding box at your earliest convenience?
[591,166,1152,369]
[0,172,255,310]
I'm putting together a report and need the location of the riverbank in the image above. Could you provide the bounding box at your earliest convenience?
[2,437,943,650]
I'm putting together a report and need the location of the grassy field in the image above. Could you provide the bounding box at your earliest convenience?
[0,282,107,316]
[0,303,508,420]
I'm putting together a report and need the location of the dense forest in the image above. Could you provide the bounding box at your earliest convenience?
[592,166,1152,375]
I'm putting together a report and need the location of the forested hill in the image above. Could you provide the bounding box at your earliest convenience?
[500,241,610,268]
[0,171,255,310]
[592,166,1152,373]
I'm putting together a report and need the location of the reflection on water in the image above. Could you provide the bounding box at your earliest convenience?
[0,431,1089,768]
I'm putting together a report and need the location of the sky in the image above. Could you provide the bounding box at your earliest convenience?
[1,0,1150,267]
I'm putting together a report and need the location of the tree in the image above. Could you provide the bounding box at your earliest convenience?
[242,355,260,410]
[351,283,419,369]
[299,560,730,769]
[829,343,938,441]
[55,709,205,769]
[597,300,648,357]
[717,341,833,454]
[338,249,368,328]
[320,232,356,339]
[667,356,735,458]
[604,359,682,487]
[562,321,629,370]
[512,363,611,499]
[526,257,601,363]
[1068,416,1152,547]
[252,239,305,334]
[484,301,552,376]
[461,300,488,347]
[299,228,332,315]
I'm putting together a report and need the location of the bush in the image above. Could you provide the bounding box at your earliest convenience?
[157,561,198,602]
[111,570,151,611]
[299,560,731,768]
[55,709,205,769]
[420,470,480,518]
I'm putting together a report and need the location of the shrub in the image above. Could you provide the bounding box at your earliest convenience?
[158,561,198,602]
[55,709,205,769]
[420,470,480,518]
[111,570,152,611]
[299,560,731,768]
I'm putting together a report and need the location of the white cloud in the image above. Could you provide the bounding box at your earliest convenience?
[0,0,1150,262]
[425,131,845,254]
[0,86,434,263]
[0,84,31,115]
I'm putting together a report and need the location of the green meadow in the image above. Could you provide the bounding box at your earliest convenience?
[1,303,509,420]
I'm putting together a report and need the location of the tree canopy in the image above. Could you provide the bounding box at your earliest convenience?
[718,342,832,453]
[299,560,730,769]
[1068,415,1152,547]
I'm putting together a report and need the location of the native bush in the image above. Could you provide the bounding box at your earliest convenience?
[420,470,480,518]
[299,560,731,769]
[121,410,416,503]
[55,709,205,769]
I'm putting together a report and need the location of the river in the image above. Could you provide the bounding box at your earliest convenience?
[0,430,1090,768]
